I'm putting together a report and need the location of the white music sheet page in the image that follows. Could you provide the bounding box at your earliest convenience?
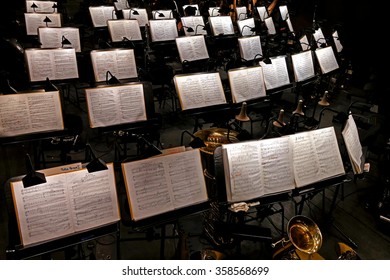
[122,149,208,221]
[260,56,290,90]
[209,16,234,36]
[291,50,315,82]
[89,6,116,27]
[313,27,326,48]
[342,115,363,174]
[208,7,221,17]
[90,49,137,82]
[123,8,149,27]
[291,127,345,187]
[238,35,263,61]
[236,6,248,20]
[24,13,62,36]
[26,1,58,13]
[228,66,266,103]
[113,0,128,10]
[0,91,64,137]
[264,17,276,35]
[149,19,178,42]
[176,35,209,62]
[237,18,256,37]
[315,46,339,74]
[222,141,264,202]
[174,72,227,110]
[107,19,142,42]
[38,27,81,52]
[152,10,173,19]
[259,137,295,195]
[85,83,147,128]
[299,35,311,51]
[181,16,207,36]
[256,6,269,21]
[333,31,343,53]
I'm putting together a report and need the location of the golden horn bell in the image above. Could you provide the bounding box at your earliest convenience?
[273,109,286,127]
[318,91,330,106]
[236,102,250,122]
[293,99,305,116]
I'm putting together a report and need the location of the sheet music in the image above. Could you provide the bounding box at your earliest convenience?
[256,6,269,21]
[315,46,339,74]
[333,31,343,53]
[85,83,147,128]
[260,56,291,90]
[208,7,221,17]
[11,163,119,246]
[264,17,276,35]
[24,13,62,35]
[107,19,142,42]
[89,6,116,27]
[238,35,263,61]
[228,66,266,103]
[236,6,248,20]
[342,115,363,174]
[237,18,256,36]
[173,72,227,110]
[300,35,311,51]
[149,19,178,42]
[38,27,81,52]
[313,27,326,48]
[113,0,128,11]
[25,48,79,82]
[291,127,345,187]
[26,1,57,13]
[181,16,207,36]
[90,49,137,82]
[122,149,208,221]
[0,91,64,137]
[279,5,289,20]
[123,8,149,27]
[176,35,209,62]
[209,16,234,36]
[291,50,315,82]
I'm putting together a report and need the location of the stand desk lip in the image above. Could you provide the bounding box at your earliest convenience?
[0,129,69,145]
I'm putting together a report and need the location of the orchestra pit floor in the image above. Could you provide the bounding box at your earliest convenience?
[0,76,389,260]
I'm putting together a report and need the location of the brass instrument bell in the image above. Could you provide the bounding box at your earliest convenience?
[235,102,250,122]
[273,109,286,127]
[318,91,330,106]
[293,99,305,116]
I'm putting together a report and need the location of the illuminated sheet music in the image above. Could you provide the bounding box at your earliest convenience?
[152,10,173,19]
[173,72,227,110]
[176,35,209,62]
[0,91,64,137]
[256,6,269,21]
[26,1,57,13]
[122,149,208,221]
[291,50,315,82]
[209,16,234,36]
[181,16,207,36]
[333,31,343,53]
[123,8,149,27]
[89,6,116,27]
[228,66,266,103]
[237,18,256,37]
[11,163,119,246]
[85,83,147,128]
[25,48,79,82]
[313,27,326,48]
[107,19,142,42]
[315,46,339,74]
[260,56,291,90]
[90,48,137,82]
[38,27,81,52]
[264,17,276,35]
[24,13,62,36]
[238,35,263,61]
[342,115,363,174]
[236,6,248,20]
[149,19,178,42]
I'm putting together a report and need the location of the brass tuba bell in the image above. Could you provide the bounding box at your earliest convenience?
[235,102,250,122]
[318,91,330,106]
[293,99,305,116]
[273,109,286,127]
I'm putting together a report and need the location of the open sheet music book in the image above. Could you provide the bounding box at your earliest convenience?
[260,55,291,90]
[313,27,326,48]
[152,10,173,19]
[90,48,137,82]
[24,13,62,35]
[238,35,263,61]
[25,48,79,82]
[299,35,311,51]
[291,50,315,82]
[26,1,58,13]
[332,31,343,53]
[176,35,209,62]
[222,127,345,202]
[123,8,149,27]
[237,17,256,37]
[0,91,64,137]
[209,16,235,36]
[342,115,364,174]
[173,72,227,110]
[149,19,178,42]
[264,17,276,35]
[38,27,81,52]
[228,66,266,103]
[113,0,128,11]
[107,19,142,42]
[122,149,208,221]
[180,16,207,36]
[11,163,120,246]
[236,6,248,21]
[85,83,147,128]
[315,46,339,74]
[208,7,221,17]
[89,6,116,27]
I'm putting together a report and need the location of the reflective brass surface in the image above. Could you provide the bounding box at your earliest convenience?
[287,215,322,255]
[194,128,240,154]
